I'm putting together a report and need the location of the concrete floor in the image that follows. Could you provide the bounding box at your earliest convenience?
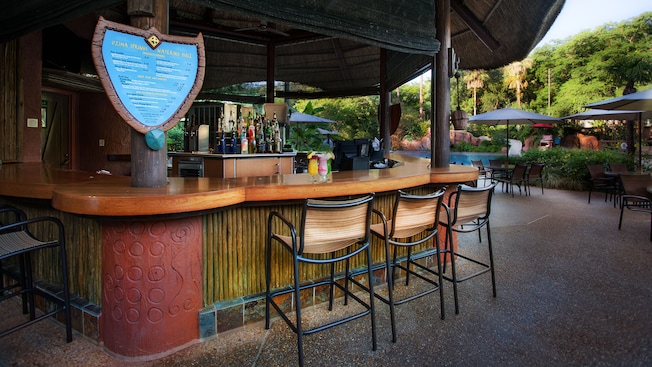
[1,186,651,366]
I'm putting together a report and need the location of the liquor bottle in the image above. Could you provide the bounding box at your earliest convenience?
[249,122,256,154]
[232,121,239,154]
[257,117,266,153]
[240,118,248,154]
[274,120,282,153]
[219,129,226,154]
[265,118,272,153]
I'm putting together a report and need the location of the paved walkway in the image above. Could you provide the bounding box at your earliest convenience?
[1,187,651,366]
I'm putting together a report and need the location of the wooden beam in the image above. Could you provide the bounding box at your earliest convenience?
[450,0,500,51]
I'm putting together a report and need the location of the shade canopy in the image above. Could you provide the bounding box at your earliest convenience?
[0,0,564,99]
[574,102,652,172]
[563,109,652,121]
[316,128,341,135]
[584,89,652,112]
[289,112,335,124]
[469,108,562,125]
[470,108,562,163]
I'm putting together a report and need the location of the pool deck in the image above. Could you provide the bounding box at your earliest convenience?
[1,187,651,366]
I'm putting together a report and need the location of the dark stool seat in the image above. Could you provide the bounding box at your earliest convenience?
[0,206,72,342]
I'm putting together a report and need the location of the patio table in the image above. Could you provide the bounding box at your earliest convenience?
[486,164,515,180]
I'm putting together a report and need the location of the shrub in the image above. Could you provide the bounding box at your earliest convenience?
[509,148,635,191]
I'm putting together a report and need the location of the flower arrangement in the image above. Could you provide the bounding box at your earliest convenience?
[307,151,334,182]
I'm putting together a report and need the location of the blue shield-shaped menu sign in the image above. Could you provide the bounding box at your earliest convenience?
[91,17,205,134]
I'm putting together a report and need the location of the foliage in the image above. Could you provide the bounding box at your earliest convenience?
[288,97,380,151]
[508,148,635,191]
[167,123,184,151]
[527,12,652,118]
[503,59,533,107]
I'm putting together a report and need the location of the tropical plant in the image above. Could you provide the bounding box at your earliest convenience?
[167,122,184,151]
[509,148,636,191]
[503,58,533,107]
[463,69,489,115]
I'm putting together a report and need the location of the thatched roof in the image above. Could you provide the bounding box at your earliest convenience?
[1,0,564,98]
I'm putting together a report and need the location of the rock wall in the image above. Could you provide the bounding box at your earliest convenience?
[450,130,482,146]
[560,133,599,150]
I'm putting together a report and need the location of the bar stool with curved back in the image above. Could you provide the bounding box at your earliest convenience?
[1,207,24,311]
[370,187,446,342]
[526,162,545,195]
[266,194,376,366]
[0,206,72,342]
[439,183,497,314]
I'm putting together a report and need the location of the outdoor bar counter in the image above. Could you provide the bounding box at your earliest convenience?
[0,154,477,360]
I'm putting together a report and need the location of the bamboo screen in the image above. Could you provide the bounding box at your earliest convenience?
[0,40,19,162]
[203,186,445,305]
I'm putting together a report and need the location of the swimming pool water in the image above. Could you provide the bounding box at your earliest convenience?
[400,151,503,166]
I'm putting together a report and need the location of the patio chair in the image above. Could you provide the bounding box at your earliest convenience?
[586,164,618,206]
[0,206,72,342]
[618,174,652,241]
[266,194,377,366]
[488,159,506,182]
[608,163,629,203]
[439,183,497,314]
[608,163,629,174]
[471,160,489,187]
[370,188,446,342]
[497,163,528,197]
[526,163,545,195]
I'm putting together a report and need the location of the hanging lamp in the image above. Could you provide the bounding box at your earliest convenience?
[451,71,469,130]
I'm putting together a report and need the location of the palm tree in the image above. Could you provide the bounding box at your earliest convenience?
[463,69,489,115]
[503,59,533,107]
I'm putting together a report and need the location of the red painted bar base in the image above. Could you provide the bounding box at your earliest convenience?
[101,216,203,358]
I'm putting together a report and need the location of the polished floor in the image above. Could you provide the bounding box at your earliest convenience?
[1,186,651,366]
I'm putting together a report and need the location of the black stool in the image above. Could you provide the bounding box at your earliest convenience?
[0,206,72,342]
[266,194,376,367]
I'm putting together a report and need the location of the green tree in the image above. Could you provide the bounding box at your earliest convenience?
[503,58,533,107]
[463,69,489,115]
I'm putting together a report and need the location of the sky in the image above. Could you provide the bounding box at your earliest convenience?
[535,0,650,48]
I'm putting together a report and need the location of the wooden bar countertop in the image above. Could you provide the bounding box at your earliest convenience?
[0,154,477,217]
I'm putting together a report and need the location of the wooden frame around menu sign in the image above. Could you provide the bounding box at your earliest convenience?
[91,17,205,134]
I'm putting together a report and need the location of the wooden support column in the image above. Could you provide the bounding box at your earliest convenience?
[380,49,391,154]
[433,0,451,167]
[266,42,275,103]
[129,0,169,187]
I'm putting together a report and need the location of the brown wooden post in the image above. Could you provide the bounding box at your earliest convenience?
[129,0,169,187]
[433,0,451,168]
[380,49,391,155]
[266,41,275,103]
